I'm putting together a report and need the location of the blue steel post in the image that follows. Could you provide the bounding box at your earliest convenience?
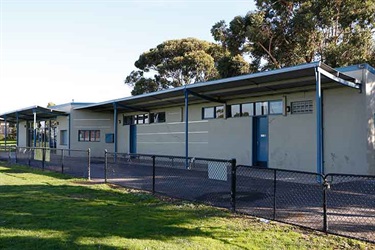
[68,114,71,151]
[315,67,323,176]
[16,112,19,146]
[33,110,37,147]
[184,88,189,169]
[113,102,118,161]
[4,115,7,149]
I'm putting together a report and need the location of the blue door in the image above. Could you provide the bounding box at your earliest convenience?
[129,125,137,154]
[254,116,268,167]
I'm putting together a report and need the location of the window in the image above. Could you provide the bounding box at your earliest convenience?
[241,103,254,116]
[202,106,224,119]
[216,106,224,118]
[60,130,67,145]
[123,115,133,125]
[291,100,313,114]
[203,107,215,119]
[255,102,268,116]
[230,104,241,117]
[269,100,283,115]
[150,112,166,123]
[78,130,100,142]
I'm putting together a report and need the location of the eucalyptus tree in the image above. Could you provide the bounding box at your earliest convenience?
[211,0,375,70]
[125,38,250,95]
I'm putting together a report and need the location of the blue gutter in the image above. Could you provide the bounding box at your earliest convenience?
[184,88,189,168]
[315,67,324,176]
[113,102,118,154]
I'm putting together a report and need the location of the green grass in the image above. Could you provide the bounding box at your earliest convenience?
[0,163,372,250]
[0,140,16,146]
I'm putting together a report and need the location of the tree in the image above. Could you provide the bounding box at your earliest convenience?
[211,0,375,70]
[125,38,250,95]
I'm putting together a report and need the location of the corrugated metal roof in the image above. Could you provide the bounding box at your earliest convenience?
[0,105,68,122]
[75,61,360,113]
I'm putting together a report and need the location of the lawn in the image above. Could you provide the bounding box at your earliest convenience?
[0,163,372,250]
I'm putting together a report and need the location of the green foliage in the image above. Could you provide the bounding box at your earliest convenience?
[0,164,371,249]
[125,38,250,95]
[212,0,375,70]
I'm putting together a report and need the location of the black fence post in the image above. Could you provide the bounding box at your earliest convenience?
[230,158,237,212]
[323,175,329,232]
[273,169,277,220]
[42,148,45,170]
[87,148,91,180]
[104,149,108,183]
[61,149,64,174]
[152,155,156,194]
[28,148,31,166]
[15,146,18,163]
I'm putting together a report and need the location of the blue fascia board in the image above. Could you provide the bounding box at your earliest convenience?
[336,63,375,75]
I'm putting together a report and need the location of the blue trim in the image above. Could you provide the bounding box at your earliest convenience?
[16,113,19,146]
[315,68,324,175]
[129,125,137,154]
[4,115,7,147]
[68,114,71,150]
[336,63,375,75]
[113,103,118,154]
[33,109,37,147]
[184,88,189,168]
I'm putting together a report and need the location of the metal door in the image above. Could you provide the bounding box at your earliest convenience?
[254,116,268,167]
[129,125,137,154]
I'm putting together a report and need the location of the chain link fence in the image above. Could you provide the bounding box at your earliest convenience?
[105,151,235,209]
[0,146,93,179]
[325,174,375,242]
[1,147,374,243]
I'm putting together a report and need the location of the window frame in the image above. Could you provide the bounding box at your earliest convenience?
[202,106,224,119]
[78,130,100,142]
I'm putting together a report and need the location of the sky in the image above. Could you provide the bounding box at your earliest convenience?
[0,0,256,114]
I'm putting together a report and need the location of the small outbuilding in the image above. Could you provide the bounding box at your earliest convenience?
[2,62,375,175]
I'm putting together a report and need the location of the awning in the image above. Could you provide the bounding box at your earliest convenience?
[75,61,361,113]
[0,105,68,123]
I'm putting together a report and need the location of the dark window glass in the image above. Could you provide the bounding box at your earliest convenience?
[242,103,254,116]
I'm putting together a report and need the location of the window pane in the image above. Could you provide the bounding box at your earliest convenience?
[123,115,133,125]
[90,131,96,141]
[203,107,214,119]
[144,114,149,124]
[255,102,268,116]
[78,130,84,141]
[242,103,253,116]
[95,130,100,141]
[269,101,283,114]
[230,104,241,117]
[157,112,166,123]
[216,106,224,118]
[84,131,90,141]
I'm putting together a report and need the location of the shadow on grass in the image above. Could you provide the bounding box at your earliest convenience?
[0,171,231,249]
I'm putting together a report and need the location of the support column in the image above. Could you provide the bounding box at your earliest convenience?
[113,102,118,154]
[4,115,7,148]
[16,113,19,146]
[315,67,324,175]
[33,110,37,147]
[184,88,189,168]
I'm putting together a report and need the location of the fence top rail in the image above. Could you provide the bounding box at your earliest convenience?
[15,146,89,153]
[237,164,325,177]
[325,173,375,179]
[105,151,232,163]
